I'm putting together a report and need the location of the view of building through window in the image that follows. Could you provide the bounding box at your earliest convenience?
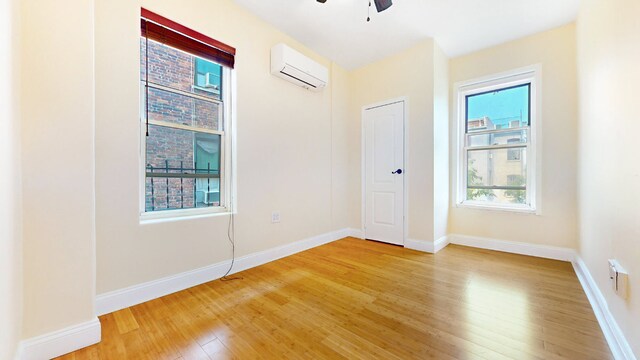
[141,37,225,212]
[465,84,530,205]
[194,57,222,95]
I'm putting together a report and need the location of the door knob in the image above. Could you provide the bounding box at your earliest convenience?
[392,169,403,174]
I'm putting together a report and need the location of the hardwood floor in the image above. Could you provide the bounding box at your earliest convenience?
[57,238,612,359]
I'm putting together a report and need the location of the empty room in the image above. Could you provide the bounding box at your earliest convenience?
[1,0,639,359]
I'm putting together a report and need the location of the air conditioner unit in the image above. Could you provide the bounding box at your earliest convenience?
[204,72,220,90]
[270,43,328,91]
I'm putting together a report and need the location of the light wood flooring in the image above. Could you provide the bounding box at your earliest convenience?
[57,237,612,359]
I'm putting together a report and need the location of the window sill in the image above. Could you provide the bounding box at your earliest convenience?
[140,206,231,225]
[456,201,539,215]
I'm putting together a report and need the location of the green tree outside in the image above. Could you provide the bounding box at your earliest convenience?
[505,174,526,204]
[467,159,495,200]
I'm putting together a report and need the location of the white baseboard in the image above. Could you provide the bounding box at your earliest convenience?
[404,236,449,254]
[433,236,450,253]
[96,228,350,316]
[347,228,364,239]
[448,233,576,261]
[573,256,637,360]
[18,317,101,360]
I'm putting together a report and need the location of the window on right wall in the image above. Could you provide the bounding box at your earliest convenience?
[456,67,540,212]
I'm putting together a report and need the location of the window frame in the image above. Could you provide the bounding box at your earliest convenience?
[454,65,541,214]
[139,63,234,222]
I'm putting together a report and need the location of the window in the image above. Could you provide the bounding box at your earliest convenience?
[507,138,521,161]
[456,67,539,212]
[194,58,222,96]
[140,9,235,218]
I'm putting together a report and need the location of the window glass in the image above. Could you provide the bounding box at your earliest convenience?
[467,148,527,205]
[460,79,533,209]
[141,37,227,213]
[466,84,530,132]
[194,57,222,98]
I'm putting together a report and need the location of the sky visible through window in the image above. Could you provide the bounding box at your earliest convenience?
[467,84,530,128]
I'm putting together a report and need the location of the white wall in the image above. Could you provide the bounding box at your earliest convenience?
[0,0,22,357]
[448,24,579,249]
[20,0,96,338]
[577,0,640,357]
[95,0,352,294]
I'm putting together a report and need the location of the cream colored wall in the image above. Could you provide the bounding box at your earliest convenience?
[351,40,436,242]
[0,0,22,356]
[448,24,579,249]
[20,0,96,338]
[577,0,640,356]
[433,43,449,241]
[96,0,352,293]
[330,64,353,230]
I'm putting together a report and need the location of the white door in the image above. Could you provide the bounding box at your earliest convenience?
[364,101,404,245]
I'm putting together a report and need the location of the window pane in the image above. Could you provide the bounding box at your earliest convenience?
[467,129,527,147]
[140,38,221,100]
[145,124,221,211]
[194,57,223,98]
[466,84,530,133]
[145,84,222,131]
[194,133,221,172]
[467,148,527,205]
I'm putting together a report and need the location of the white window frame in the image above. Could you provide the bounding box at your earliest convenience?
[139,66,235,222]
[454,65,541,214]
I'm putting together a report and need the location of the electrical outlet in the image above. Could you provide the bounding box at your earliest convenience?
[271,212,281,223]
[608,259,629,299]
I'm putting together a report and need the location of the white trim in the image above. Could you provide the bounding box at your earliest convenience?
[347,228,365,239]
[453,64,542,214]
[405,236,450,254]
[361,97,408,245]
[433,236,450,253]
[147,119,225,135]
[455,201,537,214]
[573,256,637,360]
[139,206,230,223]
[17,318,101,360]
[448,234,575,261]
[96,228,350,316]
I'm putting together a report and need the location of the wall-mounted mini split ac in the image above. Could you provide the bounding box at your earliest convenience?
[270,43,328,91]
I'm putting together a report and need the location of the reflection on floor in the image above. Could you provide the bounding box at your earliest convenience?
[57,237,612,359]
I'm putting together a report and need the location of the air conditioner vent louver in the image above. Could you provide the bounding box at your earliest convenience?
[270,43,328,92]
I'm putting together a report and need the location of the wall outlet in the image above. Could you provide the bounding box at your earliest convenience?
[608,259,629,299]
[271,212,281,223]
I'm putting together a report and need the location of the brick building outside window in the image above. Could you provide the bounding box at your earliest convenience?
[141,37,227,213]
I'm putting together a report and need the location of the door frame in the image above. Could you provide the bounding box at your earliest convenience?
[361,97,408,246]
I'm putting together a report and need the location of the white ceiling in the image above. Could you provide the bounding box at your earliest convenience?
[233,0,579,70]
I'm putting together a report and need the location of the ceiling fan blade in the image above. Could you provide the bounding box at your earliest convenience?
[374,0,393,12]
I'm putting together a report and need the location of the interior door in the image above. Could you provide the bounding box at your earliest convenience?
[364,101,404,245]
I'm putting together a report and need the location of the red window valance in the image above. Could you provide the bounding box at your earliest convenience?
[141,8,235,69]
